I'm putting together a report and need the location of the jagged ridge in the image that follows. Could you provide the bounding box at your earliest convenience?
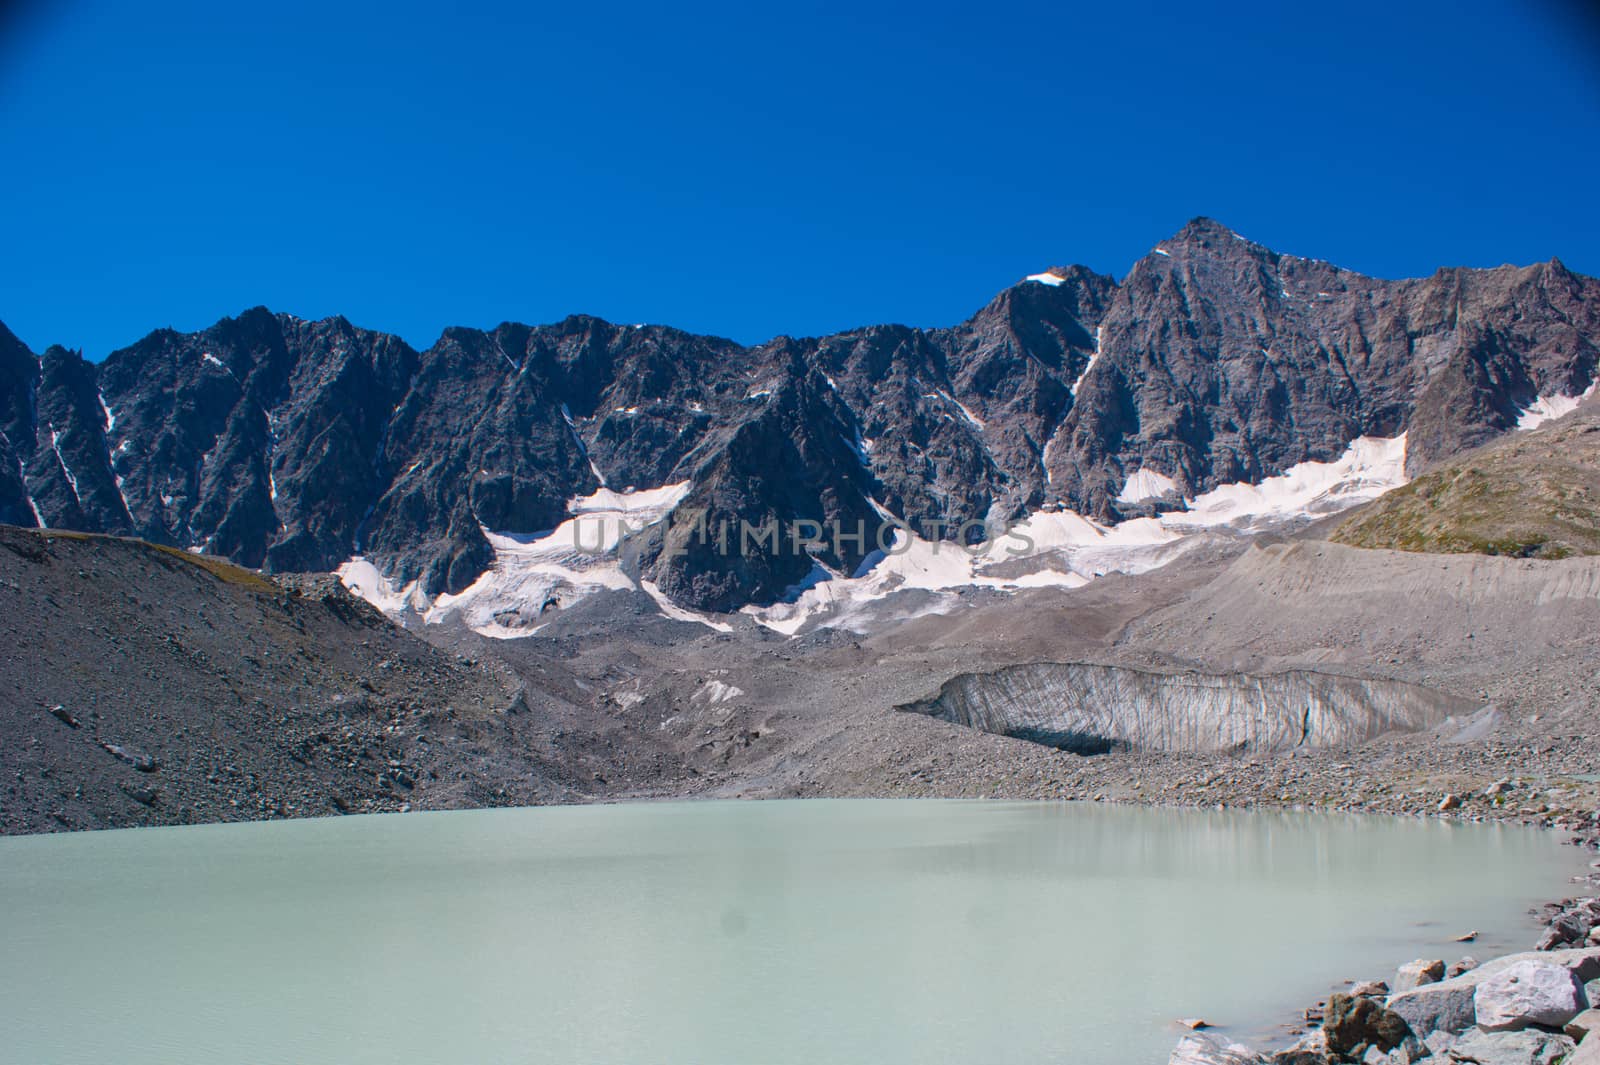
[1,219,1596,612]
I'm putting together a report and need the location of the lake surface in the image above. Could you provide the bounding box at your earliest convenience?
[0,799,1579,1065]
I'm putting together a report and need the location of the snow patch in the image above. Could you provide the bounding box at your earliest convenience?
[936,390,985,431]
[841,426,874,468]
[1517,381,1598,430]
[337,558,426,615]
[48,427,82,504]
[561,404,607,487]
[743,435,1408,636]
[1071,326,1103,397]
[98,392,117,434]
[341,434,1410,641]
[1166,435,1407,532]
[693,680,744,705]
[338,481,734,638]
[1117,468,1179,504]
[1024,271,1064,287]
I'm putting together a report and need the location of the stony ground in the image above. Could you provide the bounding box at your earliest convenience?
[0,527,589,833]
[3,512,1598,840]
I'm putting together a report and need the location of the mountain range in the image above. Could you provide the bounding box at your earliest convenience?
[3,217,1596,613]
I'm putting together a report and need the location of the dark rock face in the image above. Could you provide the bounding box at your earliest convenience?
[1,220,1596,611]
[1044,220,1600,513]
[1322,991,1412,1055]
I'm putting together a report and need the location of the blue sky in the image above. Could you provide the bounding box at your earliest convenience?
[2,0,1598,358]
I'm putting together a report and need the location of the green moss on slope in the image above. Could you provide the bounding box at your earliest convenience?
[1332,404,1600,559]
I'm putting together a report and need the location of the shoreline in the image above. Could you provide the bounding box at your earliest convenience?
[1170,826,1600,1065]
[4,786,1595,1064]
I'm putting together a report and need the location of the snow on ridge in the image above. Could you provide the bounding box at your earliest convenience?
[560,403,608,487]
[1166,434,1407,532]
[1117,468,1179,504]
[935,389,985,430]
[567,481,691,515]
[1023,271,1065,287]
[338,480,723,638]
[1071,326,1103,398]
[841,428,873,468]
[48,426,82,504]
[742,434,1408,635]
[341,437,1409,641]
[1517,381,1598,431]
[19,453,46,527]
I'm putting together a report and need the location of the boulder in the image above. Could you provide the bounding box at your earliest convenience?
[1571,1031,1600,1065]
[1473,959,1587,1032]
[1445,1027,1575,1065]
[46,703,80,728]
[1420,1030,1456,1057]
[1392,959,1446,993]
[1387,948,1600,1035]
[1540,910,1594,950]
[1168,1033,1265,1064]
[1351,980,1390,997]
[1267,1051,1326,1065]
[1565,1006,1600,1039]
[1323,993,1411,1056]
[1368,1034,1426,1064]
[1274,1026,1329,1062]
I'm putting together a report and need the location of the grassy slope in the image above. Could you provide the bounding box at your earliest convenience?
[1332,400,1600,558]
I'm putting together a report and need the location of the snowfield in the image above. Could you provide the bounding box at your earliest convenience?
[341,436,1409,638]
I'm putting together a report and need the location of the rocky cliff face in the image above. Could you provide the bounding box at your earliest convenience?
[2,220,1595,612]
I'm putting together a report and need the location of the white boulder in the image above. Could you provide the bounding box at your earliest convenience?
[1473,959,1587,1032]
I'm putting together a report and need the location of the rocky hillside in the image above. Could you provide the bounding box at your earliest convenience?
[1332,396,1600,558]
[2,219,1595,611]
[0,525,630,833]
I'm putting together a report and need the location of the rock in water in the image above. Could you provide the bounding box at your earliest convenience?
[1322,992,1412,1056]
[1168,1033,1265,1064]
[1474,959,1588,1032]
[1392,959,1446,993]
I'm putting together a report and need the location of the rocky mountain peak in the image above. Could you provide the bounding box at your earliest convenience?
[1,222,1595,615]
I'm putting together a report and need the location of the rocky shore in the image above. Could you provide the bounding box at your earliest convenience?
[1171,833,1600,1065]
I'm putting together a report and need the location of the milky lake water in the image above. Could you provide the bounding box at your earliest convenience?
[0,799,1580,1065]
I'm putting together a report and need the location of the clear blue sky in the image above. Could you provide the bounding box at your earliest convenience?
[3,0,1598,359]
